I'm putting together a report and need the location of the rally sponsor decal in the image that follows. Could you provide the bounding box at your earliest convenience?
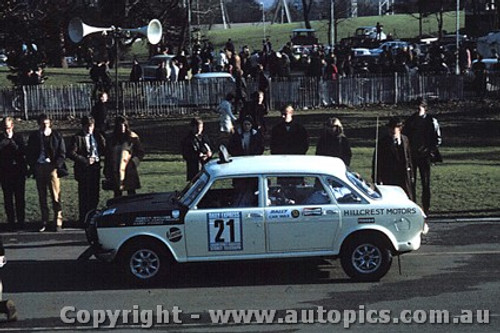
[207,212,243,251]
[267,209,291,219]
[167,227,183,242]
[358,217,376,224]
[343,208,417,217]
[291,210,300,218]
[134,215,178,225]
[303,207,323,216]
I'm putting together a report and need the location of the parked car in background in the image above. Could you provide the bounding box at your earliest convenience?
[0,52,7,65]
[82,154,428,285]
[192,72,235,84]
[141,54,175,81]
[370,41,410,56]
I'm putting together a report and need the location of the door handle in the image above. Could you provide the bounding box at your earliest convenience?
[324,210,339,215]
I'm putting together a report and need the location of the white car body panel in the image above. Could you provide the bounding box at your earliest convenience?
[88,155,426,267]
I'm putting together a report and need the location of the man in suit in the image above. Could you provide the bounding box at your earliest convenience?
[0,117,27,231]
[68,116,106,225]
[26,114,67,232]
[270,104,309,155]
[403,97,442,215]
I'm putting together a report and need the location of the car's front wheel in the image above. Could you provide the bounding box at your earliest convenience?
[120,240,170,285]
[341,236,392,281]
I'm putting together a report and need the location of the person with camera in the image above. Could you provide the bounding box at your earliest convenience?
[68,116,106,225]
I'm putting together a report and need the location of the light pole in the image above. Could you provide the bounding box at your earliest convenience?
[261,2,266,39]
[455,0,460,75]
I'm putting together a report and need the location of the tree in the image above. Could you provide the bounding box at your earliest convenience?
[301,0,314,29]
[393,0,457,38]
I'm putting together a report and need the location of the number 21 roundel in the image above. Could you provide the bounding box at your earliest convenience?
[207,212,242,251]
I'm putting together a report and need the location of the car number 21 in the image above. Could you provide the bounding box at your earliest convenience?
[207,212,243,251]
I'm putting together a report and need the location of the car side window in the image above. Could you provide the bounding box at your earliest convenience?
[326,177,361,204]
[197,177,259,209]
[266,176,332,206]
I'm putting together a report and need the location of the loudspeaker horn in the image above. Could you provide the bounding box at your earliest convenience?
[126,19,163,45]
[68,18,163,45]
[68,18,113,43]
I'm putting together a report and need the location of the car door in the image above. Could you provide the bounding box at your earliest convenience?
[184,176,266,259]
[264,175,341,253]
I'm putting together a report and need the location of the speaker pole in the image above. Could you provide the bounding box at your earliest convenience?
[68,18,163,117]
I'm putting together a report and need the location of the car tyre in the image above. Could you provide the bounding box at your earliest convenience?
[341,236,392,281]
[121,240,170,286]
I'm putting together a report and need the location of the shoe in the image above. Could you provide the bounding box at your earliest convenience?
[6,300,18,322]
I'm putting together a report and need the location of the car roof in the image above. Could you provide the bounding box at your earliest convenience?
[473,58,500,63]
[204,155,347,179]
[193,72,234,79]
[293,28,316,32]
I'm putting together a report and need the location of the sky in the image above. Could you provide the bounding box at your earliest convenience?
[257,0,277,10]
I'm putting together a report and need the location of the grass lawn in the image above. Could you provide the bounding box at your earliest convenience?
[1,100,499,227]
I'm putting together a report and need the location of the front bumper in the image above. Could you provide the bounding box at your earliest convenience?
[79,209,116,262]
[77,244,116,262]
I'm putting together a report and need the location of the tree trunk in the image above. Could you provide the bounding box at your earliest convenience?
[302,0,312,29]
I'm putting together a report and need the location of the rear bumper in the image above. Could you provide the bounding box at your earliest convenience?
[396,223,429,253]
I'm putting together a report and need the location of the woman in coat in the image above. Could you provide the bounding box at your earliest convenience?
[104,116,145,197]
[228,116,264,157]
[316,117,352,167]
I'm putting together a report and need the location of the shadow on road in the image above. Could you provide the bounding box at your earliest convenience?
[3,258,351,293]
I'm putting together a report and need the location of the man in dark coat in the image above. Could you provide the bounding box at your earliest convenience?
[270,105,309,155]
[181,118,213,181]
[403,97,442,214]
[26,114,67,232]
[68,116,106,225]
[0,117,27,230]
[373,117,414,201]
[91,92,109,135]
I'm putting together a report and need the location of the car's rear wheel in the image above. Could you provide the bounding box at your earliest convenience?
[120,240,170,285]
[341,236,392,281]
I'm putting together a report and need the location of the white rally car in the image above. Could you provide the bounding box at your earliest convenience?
[82,154,428,284]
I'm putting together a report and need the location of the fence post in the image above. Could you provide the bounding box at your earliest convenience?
[394,72,398,105]
[22,86,29,120]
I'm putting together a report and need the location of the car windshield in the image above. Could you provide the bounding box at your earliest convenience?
[346,171,381,199]
[178,172,209,207]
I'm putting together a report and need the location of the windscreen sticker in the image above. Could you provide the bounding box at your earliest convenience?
[343,208,417,216]
[207,212,243,251]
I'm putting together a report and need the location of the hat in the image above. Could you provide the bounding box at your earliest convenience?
[416,96,427,107]
[242,115,254,125]
[387,117,403,128]
[81,116,95,126]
